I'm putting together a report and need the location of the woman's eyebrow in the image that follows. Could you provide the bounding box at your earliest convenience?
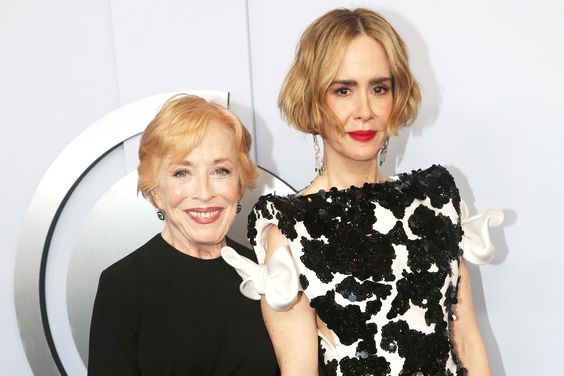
[331,79,357,86]
[369,77,393,85]
[170,160,193,167]
[212,158,234,164]
[330,77,393,86]
[169,158,233,167]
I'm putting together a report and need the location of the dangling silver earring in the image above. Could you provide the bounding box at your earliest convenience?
[313,134,324,176]
[379,137,389,167]
[157,210,165,220]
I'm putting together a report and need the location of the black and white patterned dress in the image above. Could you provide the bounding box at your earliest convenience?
[248,165,468,376]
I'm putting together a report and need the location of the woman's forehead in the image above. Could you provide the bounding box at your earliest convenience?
[166,124,237,166]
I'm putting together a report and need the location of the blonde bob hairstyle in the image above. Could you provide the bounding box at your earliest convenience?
[137,95,258,207]
[278,8,421,136]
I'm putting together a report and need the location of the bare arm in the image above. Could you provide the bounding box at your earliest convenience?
[261,225,319,375]
[451,260,492,375]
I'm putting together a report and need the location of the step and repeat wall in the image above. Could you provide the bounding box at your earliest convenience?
[2,1,563,375]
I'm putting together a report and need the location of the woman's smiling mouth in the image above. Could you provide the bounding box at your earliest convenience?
[187,208,222,223]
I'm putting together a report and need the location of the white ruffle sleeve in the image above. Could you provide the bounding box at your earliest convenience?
[221,245,300,311]
[459,200,504,264]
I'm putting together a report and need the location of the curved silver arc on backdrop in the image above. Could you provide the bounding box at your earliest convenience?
[15,91,229,376]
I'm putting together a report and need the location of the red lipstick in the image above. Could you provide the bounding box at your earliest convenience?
[186,207,223,224]
[347,130,377,142]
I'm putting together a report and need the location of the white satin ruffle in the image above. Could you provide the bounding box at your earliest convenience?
[459,200,504,264]
[221,246,300,311]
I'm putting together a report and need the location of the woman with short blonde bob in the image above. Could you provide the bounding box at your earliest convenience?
[278,8,419,138]
[88,95,278,375]
[224,8,501,376]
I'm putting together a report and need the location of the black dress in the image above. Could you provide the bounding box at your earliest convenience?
[248,165,466,375]
[88,234,278,376]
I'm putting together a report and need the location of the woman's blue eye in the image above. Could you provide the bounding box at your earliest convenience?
[173,169,189,178]
[215,167,231,176]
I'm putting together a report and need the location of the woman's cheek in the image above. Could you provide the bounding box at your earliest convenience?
[215,177,241,203]
[168,184,189,207]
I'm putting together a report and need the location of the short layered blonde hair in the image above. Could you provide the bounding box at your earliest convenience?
[137,95,258,207]
[278,8,421,136]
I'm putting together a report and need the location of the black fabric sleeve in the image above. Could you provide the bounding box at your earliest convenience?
[87,267,142,376]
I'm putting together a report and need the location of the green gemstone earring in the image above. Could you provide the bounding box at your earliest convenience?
[157,210,165,220]
[236,203,242,213]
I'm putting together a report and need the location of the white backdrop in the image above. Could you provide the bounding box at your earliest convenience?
[2,0,563,374]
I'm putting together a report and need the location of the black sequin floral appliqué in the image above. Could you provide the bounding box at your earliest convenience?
[248,165,467,375]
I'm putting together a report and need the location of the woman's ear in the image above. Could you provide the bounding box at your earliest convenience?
[238,177,245,199]
[150,187,163,209]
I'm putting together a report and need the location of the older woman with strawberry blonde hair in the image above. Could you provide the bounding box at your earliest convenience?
[88,95,278,376]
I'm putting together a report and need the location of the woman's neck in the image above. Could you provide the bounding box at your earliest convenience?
[161,226,225,259]
[305,151,383,194]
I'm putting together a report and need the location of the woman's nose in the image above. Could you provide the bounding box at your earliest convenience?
[192,177,214,201]
[354,93,375,121]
